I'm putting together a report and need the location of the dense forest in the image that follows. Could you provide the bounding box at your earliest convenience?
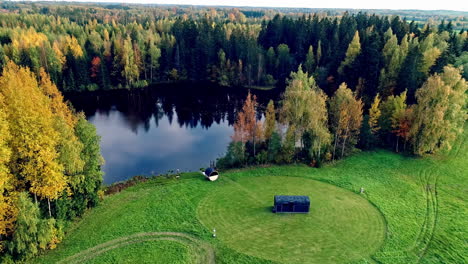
[0,3,466,104]
[0,2,467,262]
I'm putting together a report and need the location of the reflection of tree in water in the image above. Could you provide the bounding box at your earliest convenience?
[66,84,278,134]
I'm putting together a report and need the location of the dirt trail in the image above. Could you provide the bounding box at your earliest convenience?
[58,232,215,264]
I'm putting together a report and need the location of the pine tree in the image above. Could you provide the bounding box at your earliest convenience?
[276,44,292,80]
[304,45,315,74]
[378,33,408,96]
[338,31,361,75]
[265,47,276,75]
[368,94,381,134]
[316,40,322,67]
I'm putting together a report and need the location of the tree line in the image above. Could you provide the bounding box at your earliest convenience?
[0,62,103,262]
[218,64,467,168]
[0,7,466,101]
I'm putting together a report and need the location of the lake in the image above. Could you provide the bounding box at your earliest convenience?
[67,84,278,184]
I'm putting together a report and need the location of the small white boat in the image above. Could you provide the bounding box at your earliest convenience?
[202,168,219,181]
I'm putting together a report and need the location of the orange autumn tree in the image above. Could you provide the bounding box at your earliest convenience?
[393,108,413,152]
[232,91,263,157]
[90,56,101,79]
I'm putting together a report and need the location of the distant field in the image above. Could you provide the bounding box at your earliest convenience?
[35,129,467,263]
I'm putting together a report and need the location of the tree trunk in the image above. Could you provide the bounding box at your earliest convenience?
[341,136,347,158]
[253,134,256,158]
[48,198,52,218]
[341,123,350,159]
[395,136,399,153]
[317,138,321,161]
[41,46,49,73]
[332,132,338,161]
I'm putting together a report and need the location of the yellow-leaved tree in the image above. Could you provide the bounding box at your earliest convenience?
[0,94,17,245]
[39,69,85,189]
[0,62,66,216]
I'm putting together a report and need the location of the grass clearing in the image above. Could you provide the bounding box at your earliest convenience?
[84,240,190,264]
[197,176,385,263]
[60,232,214,264]
[34,130,467,263]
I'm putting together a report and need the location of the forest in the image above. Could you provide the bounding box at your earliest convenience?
[218,64,466,168]
[0,2,467,263]
[0,3,466,103]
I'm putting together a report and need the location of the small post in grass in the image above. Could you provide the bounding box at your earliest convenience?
[360,187,365,194]
[212,228,216,238]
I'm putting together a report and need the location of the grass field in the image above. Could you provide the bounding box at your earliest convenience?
[198,176,385,263]
[84,240,190,264]
[34,129,467,264]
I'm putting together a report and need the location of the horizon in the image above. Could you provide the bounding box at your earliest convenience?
[22,0,468,12]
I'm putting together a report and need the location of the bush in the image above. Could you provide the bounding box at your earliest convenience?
[267,132,282,163]
[263,74,277,86]
[7,193,62,261]
[256,150,268,165]
[86,83,99,91]
[217,141,245,168]
[133,80,149,88]
[104,176,148,195]
[0,254,14,264]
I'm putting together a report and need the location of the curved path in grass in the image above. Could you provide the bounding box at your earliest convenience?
[58,232,215,264]
[198,176,386,264]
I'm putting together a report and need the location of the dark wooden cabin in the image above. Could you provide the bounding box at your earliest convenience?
[273,195,310,213]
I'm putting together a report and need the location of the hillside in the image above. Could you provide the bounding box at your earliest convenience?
[35,128,467,263]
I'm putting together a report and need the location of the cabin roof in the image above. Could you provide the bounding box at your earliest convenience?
[274,195,310,204]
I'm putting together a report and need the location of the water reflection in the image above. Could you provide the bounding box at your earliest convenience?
[66,83,277,184]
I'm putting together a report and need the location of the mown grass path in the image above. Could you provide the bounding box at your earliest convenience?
[411,166,439,262]
[58,232,215,264]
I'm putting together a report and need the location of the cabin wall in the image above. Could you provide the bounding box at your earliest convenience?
[274,202,310,213]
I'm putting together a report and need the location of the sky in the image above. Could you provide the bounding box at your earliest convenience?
[40,0,468,12]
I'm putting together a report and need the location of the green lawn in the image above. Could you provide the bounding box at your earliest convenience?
[85,240,191,264]
[34,130,467,263]
[198,176,385,263]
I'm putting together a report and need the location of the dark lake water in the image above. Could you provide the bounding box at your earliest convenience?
[67,84,278,184]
